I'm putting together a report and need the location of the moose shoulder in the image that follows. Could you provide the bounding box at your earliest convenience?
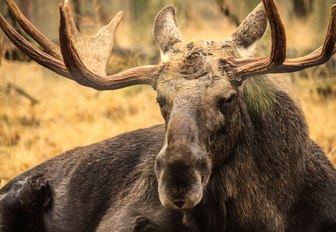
[1,0,336,232]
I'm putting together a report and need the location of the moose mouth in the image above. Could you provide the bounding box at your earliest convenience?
[157,182,204,210]
[158,187,204,210]
[155,145,209,210]
[160,197,201,210]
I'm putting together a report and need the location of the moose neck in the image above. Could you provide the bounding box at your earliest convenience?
[184,77,311,231]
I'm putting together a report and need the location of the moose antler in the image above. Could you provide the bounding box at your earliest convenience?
[1,0,335,88]
[0,0,163,90]
[229,0,336,83]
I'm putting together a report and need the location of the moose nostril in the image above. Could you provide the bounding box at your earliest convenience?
[173,200,185,208]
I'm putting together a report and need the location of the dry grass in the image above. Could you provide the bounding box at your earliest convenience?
[296,79,336,163]
[0,61,163,187]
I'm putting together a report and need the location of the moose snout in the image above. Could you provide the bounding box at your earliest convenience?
[156,169,204,209]
[155,144,211,210]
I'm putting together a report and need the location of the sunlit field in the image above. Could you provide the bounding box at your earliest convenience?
[1,0,336,188]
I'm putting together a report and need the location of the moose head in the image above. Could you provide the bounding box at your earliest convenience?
[152,5,252,208]
[153,2,336,210]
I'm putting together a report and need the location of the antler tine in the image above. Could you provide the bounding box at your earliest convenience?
[0,13,69,77]
[4,0,62,60]
[234,0,286,79]
[321,5,336,59]
[280,4,336,72]
[1,0,163,90]
[232,1,336,80]
[61,0,124,77]
[264,0,286,66]
[59,2,163,90]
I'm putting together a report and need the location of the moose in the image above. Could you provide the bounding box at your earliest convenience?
[1,0,336,231]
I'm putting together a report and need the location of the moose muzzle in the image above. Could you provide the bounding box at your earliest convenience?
[155,111,211,210]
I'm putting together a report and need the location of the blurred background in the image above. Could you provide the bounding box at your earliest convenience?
[0,0,336,188]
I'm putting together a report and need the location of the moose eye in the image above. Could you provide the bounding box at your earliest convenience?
[156,96,169,119]
[225,93,237,104]
[218,93,237,107]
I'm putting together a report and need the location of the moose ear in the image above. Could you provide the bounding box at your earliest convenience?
[153,6,183,58]
[232,3,267,48]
